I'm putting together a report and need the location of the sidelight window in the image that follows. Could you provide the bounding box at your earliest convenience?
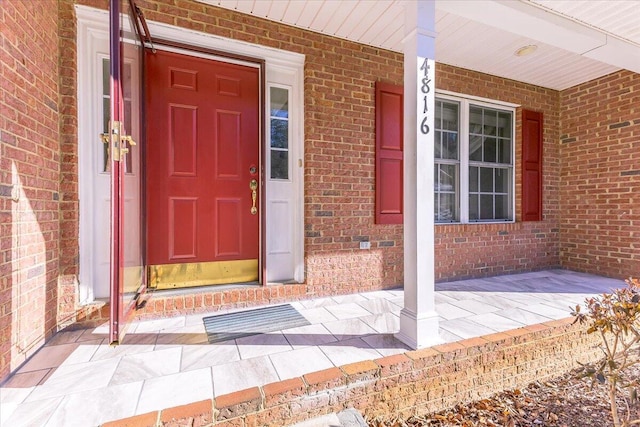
[269,86,289,180]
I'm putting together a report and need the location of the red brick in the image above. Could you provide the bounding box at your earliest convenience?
[159,399,213,426]
[303,367,346,393]
[215,387,262,421]
[101,412,158,427]
[262,377,306,408]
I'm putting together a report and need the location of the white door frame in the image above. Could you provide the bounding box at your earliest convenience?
[76,5,305,303]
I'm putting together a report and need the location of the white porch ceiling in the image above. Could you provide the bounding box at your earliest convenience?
[201,0,640,91]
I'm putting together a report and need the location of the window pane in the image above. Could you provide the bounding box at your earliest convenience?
[480,194,494,219]
[480,167,494,192]
[495,195,508,219]
[439,164,456,191]
[271,118,288,149]
[443,132,458,160]
[483,137,497,163]
[102,59,110,95]
[434,130,442,159]
[495,168,509,193]
[469,106,483,134]
[469,194,479,220]
[436,193,456,222]
[270,87,288,118]
[441,102,458,131]
[270,150,288,180]
[483,109,497,136]
[469,135,482,161]
[499,139,511,164]
[498,112,511,138]
[469,166,478,192]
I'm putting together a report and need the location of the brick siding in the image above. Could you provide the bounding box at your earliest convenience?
[99,318,602,426]
[0,0,61,380]
[560,70,640,278]
[68,0,562,294]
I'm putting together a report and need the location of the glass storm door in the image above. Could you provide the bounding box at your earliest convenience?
[107,0,145,344]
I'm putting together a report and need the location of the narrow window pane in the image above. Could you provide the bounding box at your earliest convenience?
[469,166,479,192]
[270,150,288,180]
[469,135,483,161]
[498,112,511,138]
[469,107,483,134]
[443,132,458,160]
[271,118,288,149]
[497,139,509,164]
[483,110,497,136]
[480,167,494,192]
[440,164,456,190]
[469,194,479,220]
[495,195,508,219]
[437,193,456,222]
[102,59,110,95]
[442,102,458,131]
[480,194,494,219]
[483,137,497,163]
[270,87,288,118]
[434,130,442,159]
[495,168,509,193]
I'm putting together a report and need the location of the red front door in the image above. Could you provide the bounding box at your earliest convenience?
[145,50,260,289]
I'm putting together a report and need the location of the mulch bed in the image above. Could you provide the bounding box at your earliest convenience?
[368,366,640,427]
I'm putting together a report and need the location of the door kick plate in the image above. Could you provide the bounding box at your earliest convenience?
[148,259,259,289]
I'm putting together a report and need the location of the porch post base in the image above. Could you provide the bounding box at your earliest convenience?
[395,308,441,349]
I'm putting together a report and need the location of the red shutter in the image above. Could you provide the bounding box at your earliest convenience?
[375,82,404,224]
[522,109,543,221]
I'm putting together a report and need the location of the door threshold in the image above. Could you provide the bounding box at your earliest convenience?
[146,281,261,297]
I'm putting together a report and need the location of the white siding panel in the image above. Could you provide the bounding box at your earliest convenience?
[267,0,289,21]
[281,1,307,26]
[530,0,640,44]
[321,0,358,35]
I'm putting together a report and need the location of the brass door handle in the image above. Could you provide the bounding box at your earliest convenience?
[250,179,258,215]
[99,121,136,161]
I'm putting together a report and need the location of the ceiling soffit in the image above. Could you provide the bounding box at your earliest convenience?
[201,0,640,90]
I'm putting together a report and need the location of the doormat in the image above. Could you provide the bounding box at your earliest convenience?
[203,304,310,344]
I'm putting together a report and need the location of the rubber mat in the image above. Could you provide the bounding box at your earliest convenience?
[203,304,310,344]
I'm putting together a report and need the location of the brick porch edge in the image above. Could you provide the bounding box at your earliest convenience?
[101,317,601,427]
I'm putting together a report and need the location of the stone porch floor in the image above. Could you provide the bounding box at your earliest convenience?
[0,269,624,426]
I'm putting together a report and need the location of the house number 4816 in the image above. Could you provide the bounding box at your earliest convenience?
[419,57,432,135]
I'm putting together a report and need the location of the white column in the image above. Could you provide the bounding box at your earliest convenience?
[395,0,441,349]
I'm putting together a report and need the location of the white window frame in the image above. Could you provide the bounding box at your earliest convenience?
[435,90,518,224]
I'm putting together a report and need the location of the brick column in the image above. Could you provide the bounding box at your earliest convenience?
[396,0,441,349]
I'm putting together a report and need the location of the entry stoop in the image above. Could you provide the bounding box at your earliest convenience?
[291,409,367,427]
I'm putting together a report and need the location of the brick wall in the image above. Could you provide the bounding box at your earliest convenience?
[560,70,640,278]
[57,0,81,327]
[64,1,561,297]
[0,0,61,380]
[100,318,602,427]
